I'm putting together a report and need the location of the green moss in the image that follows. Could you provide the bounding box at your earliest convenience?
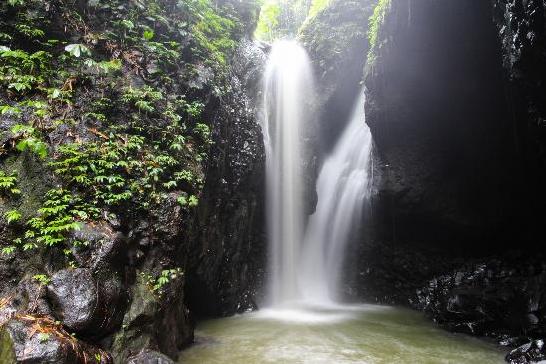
[0,155,52,221]
[0,327,16,364]
[299,0,375,85]
[0,0,246,261]
[255,0,315,41]
[308,0,331,19]
[255,1,282,41]
[367,0,391,64]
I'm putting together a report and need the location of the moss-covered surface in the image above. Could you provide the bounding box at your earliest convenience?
[0,0,262,360]
[0,0,259,269]
[0,325,16,364]
[298,0,375,154]
[299,0,375,91]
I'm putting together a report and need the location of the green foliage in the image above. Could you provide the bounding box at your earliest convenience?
[0,48,51,95]
[121,86,163,114]
[0,171,20,196]
[0,0,225,265]
[37,333,50,343]
[4,209,21,224]
[51,128,203,212]
[367,0,390,62]
[177,194,199,207]
[308,0,330,19]
[64,44,91,58]
[193,123,212,145]
[152,268,183,292]
[255,0,326,41]
[11,124,48,159]
[19,188,87,251]
[143,29,154,41]
[255,2,281,41]
[8,0,26,6]
[178,0,241,65]
[32,274,51,285]
[83,59,122,75]
[1,245,16,255]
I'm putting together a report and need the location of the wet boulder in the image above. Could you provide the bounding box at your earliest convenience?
[0,315,112,364]
[47,268,125,337]
[111,273,192,362]
[415,256,546,348]
[70,221,125,272]
[506,339,546,364]
[126,349,175,364]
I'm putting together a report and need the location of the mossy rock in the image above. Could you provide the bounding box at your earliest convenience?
[0,326,17,364]
[0,153,53,221]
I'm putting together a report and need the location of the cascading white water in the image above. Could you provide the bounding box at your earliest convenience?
[262,39,372,311]
[299,89,373,305]
[262,40,314,306]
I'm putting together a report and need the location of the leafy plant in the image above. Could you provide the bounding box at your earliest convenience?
[368,0,391,62]
[7,0,26,6]
[4,209,21,224]
[152,268,183,292]
[121,86,163,114]
[255,2,281,41]
[64,44,91,58]
[32,274,51,286]
[19,189,86,251]
[0,48,51,95]
[1,245,16,255]
[11,124,48,159]
[0,171,20,196]
[37,332,50,343]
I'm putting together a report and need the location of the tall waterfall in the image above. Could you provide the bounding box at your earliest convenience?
[262,40,314,306]
[299,89,373,304]
[262,40,372,309]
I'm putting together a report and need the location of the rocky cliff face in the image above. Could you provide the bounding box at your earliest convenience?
[364,0,517,255]
[358,1,546,362]
[185,39,267,316]
[300,0,375,155]
[492,0,546,243]
[0,0,266,362]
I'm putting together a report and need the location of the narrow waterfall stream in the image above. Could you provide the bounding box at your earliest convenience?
[179,42,507,363]
[262,40,313,306]
[300,88,372,304]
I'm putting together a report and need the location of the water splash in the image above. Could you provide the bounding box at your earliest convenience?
[262,40,314,306]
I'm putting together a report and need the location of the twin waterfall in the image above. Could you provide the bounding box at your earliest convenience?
[262,40,373,309]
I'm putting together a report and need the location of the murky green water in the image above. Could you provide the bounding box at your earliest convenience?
[179,304,506,364]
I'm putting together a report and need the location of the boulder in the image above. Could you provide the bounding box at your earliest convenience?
[70,222,125,272]
[47,268,125,337]
[126,349,175,364]
[414,255,546,346]
[0,315,112,364]
[111,273,192,362]
[506,339,546,364]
